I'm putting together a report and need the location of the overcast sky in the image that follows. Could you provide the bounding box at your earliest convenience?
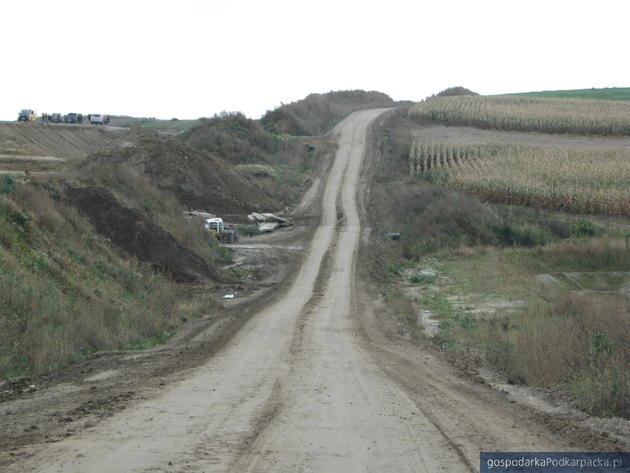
[3,0,628,121]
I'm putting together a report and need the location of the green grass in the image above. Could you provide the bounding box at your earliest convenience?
[122,331,175,350]
[392,239,630,418]
[236,164,279,179]
[109,116,201,131]
[504,87,630,101]
[0,182,215,378]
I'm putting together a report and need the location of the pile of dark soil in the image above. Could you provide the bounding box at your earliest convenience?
[261,90,395,136]
[80,127,278,214]
[66,186,223,283]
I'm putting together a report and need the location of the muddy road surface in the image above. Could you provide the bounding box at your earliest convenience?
[5,110,572,472]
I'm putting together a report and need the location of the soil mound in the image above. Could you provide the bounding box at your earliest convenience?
[180,113,278,165]
[435,86,479,97]
[66,186,223,283]
[261,90,395,136]
[80,127,278,214]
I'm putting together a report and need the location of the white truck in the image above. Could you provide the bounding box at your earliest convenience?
[204,217,238,243]
[89,114,110,125]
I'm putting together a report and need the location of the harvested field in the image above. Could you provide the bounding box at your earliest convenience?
[409,123,630,148]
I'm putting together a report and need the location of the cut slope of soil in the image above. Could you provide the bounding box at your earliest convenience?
[0,123,124,160]
[66,186,223,283]
[79,127,278,215]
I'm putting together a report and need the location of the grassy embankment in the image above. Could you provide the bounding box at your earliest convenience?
[373,102,630,418]
[109,116,200,132]
[0,177,216,378]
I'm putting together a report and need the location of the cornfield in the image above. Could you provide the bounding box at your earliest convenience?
[409,141,630,215]
[409,96,630,136]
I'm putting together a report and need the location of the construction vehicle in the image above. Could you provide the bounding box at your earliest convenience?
[17,109,37,121]
[204,217,239,243]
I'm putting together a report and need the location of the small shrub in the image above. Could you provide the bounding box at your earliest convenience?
[546,219,571,239]
[591,331,615,356]
[0,176,15,194]
[236,164,279,179]
[571,218,598,237]
[456,313,477,329]
[423,169,449,185]
[492,223,552,247]
[409,269,438,284]
[8,211,29,226]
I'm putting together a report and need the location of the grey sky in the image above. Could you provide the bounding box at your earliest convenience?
[3,0,628,120]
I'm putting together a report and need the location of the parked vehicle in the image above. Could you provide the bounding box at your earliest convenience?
[205,218,239,243]
[89,114,110,125]
[64,113,78,123]
[18,109,37,121]
[49,113,63,123]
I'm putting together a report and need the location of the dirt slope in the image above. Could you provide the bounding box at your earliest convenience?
[79,127,278,214]
[0,123,124,159]
[66,186,223,283]
[2,109,590,473]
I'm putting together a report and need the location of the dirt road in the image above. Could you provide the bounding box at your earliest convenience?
[6,110,571,472]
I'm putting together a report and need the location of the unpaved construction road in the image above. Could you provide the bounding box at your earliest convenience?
[5,110,574,472]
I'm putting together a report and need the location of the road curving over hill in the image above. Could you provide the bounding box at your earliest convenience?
[8,109,571,473]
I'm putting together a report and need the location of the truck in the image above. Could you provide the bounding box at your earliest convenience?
[204,217,238,243]
[89,114,110,125]
[18,109,37,122]
[64,113,79,123]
